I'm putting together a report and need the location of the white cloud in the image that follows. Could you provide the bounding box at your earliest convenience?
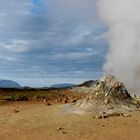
[3,39,29,53]
[52,51,98,60]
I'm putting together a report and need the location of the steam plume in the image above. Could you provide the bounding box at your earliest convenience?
[98,0,140,95]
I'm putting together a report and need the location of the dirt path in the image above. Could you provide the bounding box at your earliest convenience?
[0,103,140,140]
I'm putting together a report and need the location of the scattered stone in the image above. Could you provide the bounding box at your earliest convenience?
[57,126,67,134]
[105,92,109,97]
[123,114,131,117]
[57,126,63,131]
[131,94,137,99]
[134,94,137,98]
[46,103,51,106]
[108,106,114,110]
[104,98,110,105]
[95,115,102,119]
[13,109,20,113]
[71,99,77,103]
[102,112,106,115]
[94,112,130,119]
[55,99,58,103]
[62,99,68,104]
[62,131,67,135]
[133,100,138,105]
[43,99,47,103]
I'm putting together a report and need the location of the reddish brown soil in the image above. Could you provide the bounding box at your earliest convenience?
[0,103,140,140]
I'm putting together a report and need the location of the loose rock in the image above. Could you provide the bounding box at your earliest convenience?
[57,126,63,131]
[46,103,51,106]
[13,109,20,113]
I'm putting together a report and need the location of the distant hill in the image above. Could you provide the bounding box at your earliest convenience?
[78,80,97,87]
[50,83,75,88]
[50,80,97,89]
[0,80,21,88]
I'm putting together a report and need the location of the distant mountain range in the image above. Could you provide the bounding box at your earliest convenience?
[50,80,97,88]
[0,80,21,88]
[0,79,97,89]
[50,83,75,88]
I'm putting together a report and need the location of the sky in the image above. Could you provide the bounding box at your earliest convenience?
[0,0,107,87]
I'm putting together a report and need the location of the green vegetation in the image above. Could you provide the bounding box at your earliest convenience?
[4,95,16,101]
[0,89,57,101]
[4,95,29,101]
[0,88,85,103]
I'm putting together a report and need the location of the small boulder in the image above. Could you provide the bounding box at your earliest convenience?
[46,103,51,106]
[57,126,63,131]
[104,98,110,105]
[13,109,20,113]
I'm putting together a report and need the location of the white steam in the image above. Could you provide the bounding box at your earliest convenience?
[98,0,140,95]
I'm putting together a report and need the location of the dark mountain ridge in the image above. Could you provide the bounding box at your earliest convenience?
[0,79,21,88]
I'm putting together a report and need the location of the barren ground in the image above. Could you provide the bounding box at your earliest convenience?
[0,103,140,140]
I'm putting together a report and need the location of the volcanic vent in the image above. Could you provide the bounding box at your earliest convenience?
[69,76,140,117]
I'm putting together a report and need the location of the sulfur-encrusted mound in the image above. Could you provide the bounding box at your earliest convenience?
[66,76,140,117]
[88,75,132,102]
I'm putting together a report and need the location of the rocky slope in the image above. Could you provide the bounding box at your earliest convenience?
[68,76,140,118]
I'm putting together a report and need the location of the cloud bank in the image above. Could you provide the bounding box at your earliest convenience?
[0,0,106,86]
